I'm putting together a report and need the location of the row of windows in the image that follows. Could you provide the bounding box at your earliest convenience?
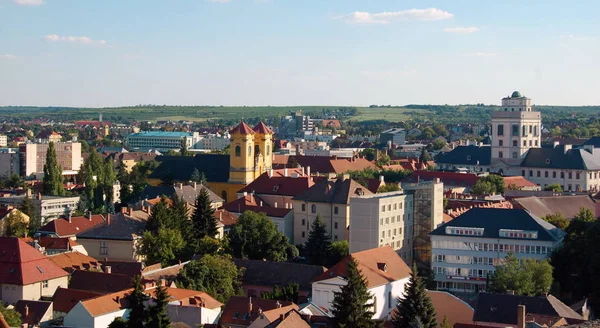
[437,281,485,292]
[234,144,271,157]
[300,218,340,230]
[301,204,339,214]
[434,266,494,278]
[432,240,553,254]
[498,139,538,147]
[496,124,538,137]
[380,213,411,225]
[435,255,495,266]
[522,170,581,180]
[381,227,403,239]
[498,229,538,239]
[382,202,404,212]
[445,227,484,236]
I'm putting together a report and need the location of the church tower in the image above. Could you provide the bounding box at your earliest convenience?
[252,121,273,178]
[491,91,541,166]
[228,122,256,184]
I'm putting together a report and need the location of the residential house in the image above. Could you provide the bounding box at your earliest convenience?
[14,300,53,327]
[311,246,411,320]
[142,261,189,283]
[426,290,474,326]
[138,182,224,209]
[37,212,106,239]
[117,152,157,173]
[430,208,565,293]
[237,167,315,209]
[223,194,293,241]
[34,130,62,143]
[0,193,80,224]
[48,251,102,273]
[0,237,69,304]
[273,155,376,175]
[232,259,326,303]
[293,175,373,245]
[76,210,150,262]
[473,293,584,327]
[248,306,303,328]
[219,296,296,328]
[436,145,492,173]
[380,128,407,147]
[52,287,102,317]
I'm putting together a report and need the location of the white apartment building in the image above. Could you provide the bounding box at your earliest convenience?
[430,208,564,293]
[194,133,230,151]
[126,131,200,152]
[349,191,414,264]
[0,194,80,225]
[19,142,82,178]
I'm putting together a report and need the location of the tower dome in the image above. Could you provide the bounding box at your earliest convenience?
[511,91,522,98]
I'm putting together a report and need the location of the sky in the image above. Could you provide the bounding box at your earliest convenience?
[0,0,599,107]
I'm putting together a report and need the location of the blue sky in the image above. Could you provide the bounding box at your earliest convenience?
[0,0,598,107]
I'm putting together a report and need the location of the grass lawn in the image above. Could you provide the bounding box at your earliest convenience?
[352,107,432,122]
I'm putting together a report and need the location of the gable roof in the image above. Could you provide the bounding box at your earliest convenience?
[521,146,600,170]
[582,136,600,148]
[513,195,596,220]
[313,246,411,289]
[39,214,106,237]
[230,121,255,135]
[222,194,292,218]
[48,251,102,273]
[148,154,230,182]
[429,208,563,242]
[427,290,474,326]
[21,236,79,251]
[473,293,583,325]
[238,169,315,197]
[14,300,52,326]
[293,177,373,205]
[264,309,309,328]
[214,209,238,227]
[503,176,538,189]
[76,212,149,241]
[403,171,479,188]
[253,121,274,134]
[52,287,102,313]
[139,183,223,205]
[276,156,376,174]
[436,145,491,166]
[0,237,69,285]
[219,296,296,326]
[69,270,133,294]
[233,259,326,292]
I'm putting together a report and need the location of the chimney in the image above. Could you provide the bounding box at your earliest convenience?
[249,297,253,313]
[67,210,72,223]
[307,166,311,176]
[24,305,29,317]
[269,169,273,178]
[105,266,112,274]
[284,168,288,177]
[120,207,127,214]
[177,183,183,189]
[219,211,223,221]
[145,206,151,214]
[260,201,263,207]
[517,305,526,328]
[106,213,111,225]
[301,166,305,176]
[276,300,282,308]
[128,207,133,216]
[507,290,515,295]
[88,210,93,221]
[274,202,278,208]
[192,182,197,190]
[280,314,284,321]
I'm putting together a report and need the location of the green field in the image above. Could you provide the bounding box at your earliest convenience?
[352,107,432,122]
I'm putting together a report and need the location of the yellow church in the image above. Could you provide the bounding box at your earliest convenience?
[147,121,273,203]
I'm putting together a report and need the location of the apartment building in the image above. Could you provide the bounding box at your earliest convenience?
[429,208,564,293]
[0,193,80,225]
[126,131,199,152]
[349,191,414,264]
[0,148,19,177]
[194,132,230,151]
[19,142,82,178]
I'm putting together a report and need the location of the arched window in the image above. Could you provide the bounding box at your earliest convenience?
[266,143,270,155]
[221,191,227,201]
[235,146,241,157]
[248,145,252,157]
[560,172,565,179]
[255,145,260,156]
[311,204,316,213]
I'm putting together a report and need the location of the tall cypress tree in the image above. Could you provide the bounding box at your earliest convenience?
[42,142,64,196]
[147,282,171,328]
[331,257,380,328]
[304,214,332,266]
[191,188,217,239]
[393,263,437,328]
[126,275,149,328]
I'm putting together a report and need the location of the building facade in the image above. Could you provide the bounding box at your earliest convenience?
[126,131,199,152]
[430,208,564,293]
[0,148,19,177]
[19,142,82,178]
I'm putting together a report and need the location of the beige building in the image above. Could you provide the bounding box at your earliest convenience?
[19,142,82,178]
[0,135,7,147]
[0,149,19,177]
[292,175,373,245]
[349,191,414,263]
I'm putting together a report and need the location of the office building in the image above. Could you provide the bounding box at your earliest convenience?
[19,142,82,178]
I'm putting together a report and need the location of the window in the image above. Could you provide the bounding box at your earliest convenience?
[334,222,338,229]
[537,171,541,177]
[382,231,385,238]
[43,280,49,288]
[301,231,305,238]
[569,172,573,179]
[388,291,392,309]
[388,204,391,211]
[254,145,260,155]
[499,140,504,147]
[576,172,580,180]
[529,140,532,146]
[534,126,538,136]
[512,152,518,159]
[523,140,527,147]
[266,143,270,155]
[529,170,533,177]
[499,151,503,158]
[301,204,306,212]
[535,140,538,146]
[334,235,338,241]
[248,145,252,157]
[529,125,533,134]
[513,140,518,147]
[302,219,305,226]
[512,125,519,136]
[334,206,339,215]
[311,205,316,213]
[545,171,548,178]
[522,125,526,136]
[100,241,108,255]
[497,124,504,136]
[382,205,385,212]
[522,170,526,176]
[235,145,241,157]
[561,172,565,179]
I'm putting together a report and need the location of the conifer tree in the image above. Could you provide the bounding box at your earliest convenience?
[147,282,171,328]
[331,257,379,328]
[145,197,174,233]
[42,142,64,196]
[304,214,332,266]
[126,275,149,328]
[190,168,202,183]
[393,263,437,328]
[20,194,39,234]
[191,188,217,239]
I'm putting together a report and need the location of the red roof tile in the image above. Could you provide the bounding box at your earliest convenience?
[14,300,52,326]
[219,296,296,326]
[253,121,273,134]
[404,171,479,188]
[52,287,102,313]
[39,215,106,237]
[0,237,69,285]
[48,251,102,273]
[238,169,315,197]
[426,291,474,326]
[503,176,538,188]
[21,237,80,251]
[313,246,411,289]
[214,209,238,227]
[222,195,292,218]
[230,121,255,135]
[321,120,341,129]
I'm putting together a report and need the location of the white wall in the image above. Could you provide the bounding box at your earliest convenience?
[63,302,96,328]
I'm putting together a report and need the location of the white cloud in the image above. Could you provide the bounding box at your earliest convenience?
[14,0,45,6]
[342,8,453,24]
[43,34,106,45]
[0,54,17,60]
[444,27,479,34]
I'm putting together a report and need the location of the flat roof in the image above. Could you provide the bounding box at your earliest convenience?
[127,131,192,137]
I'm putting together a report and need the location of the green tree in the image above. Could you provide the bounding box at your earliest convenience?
[126,275,149,328]
[145,197,175,233]
[393,263,437,328]
[140,228,185,266]
[331,257,379,328]
[375,154,391,166]
[471,180,493,195]
[574,207,595,222]
[42,142,64,196]
[543,213,569,230]
[0,302,21,327]
[3,211,29,237]
[378,183,401,193]
[190,168,202,183]
[489,253,553,296]
[20,194,39,235]
[544,183,563,192]
[180,139,191,157]
[507,183,522,191]
[108,317,127,328]
[191,188,218,239]
[228,211,296,262]
[147,283,171,328]
[419,149,432,162]
[175,254,244,303]
[304,215,332,266]
[330,240,349,265]
[261,282,300,304]
[360,148,376,161]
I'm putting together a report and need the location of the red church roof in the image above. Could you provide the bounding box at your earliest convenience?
[253,121,273,134]
[230,122,255,135]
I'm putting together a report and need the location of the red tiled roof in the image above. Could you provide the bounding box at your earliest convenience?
[48,251,102,273]
[219,296,296,326]
[21,237,80,251]
[214,209,238,227]
[52,287,102,313]
[321,119,341,129]
[230,122,255,135]
[274,156,376,174]
[367,178,384,193]
[426,291,474,326]
[39,215,106,237]
[14,300,52,326]
[404,171,479,188]
[238,169,315,197]
[313,246,411,289]
[253,121,273,134]
[503,176,538,188]
[0,237,69,285]
[222,195,292,218]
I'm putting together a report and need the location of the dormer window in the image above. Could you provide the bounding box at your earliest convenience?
[546,158,550,164]
[273,185,279,192]
[377,262,387,272]
[467,156,471,161]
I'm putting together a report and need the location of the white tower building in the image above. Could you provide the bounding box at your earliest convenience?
[491,91,541,170]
